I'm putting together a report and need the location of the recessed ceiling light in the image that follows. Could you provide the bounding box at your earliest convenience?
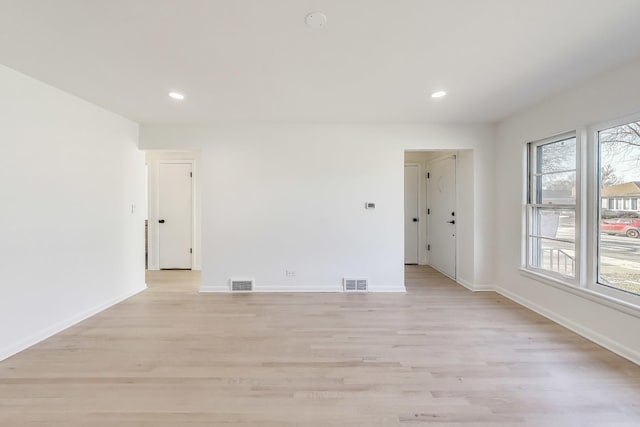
[431,90,447,99]
[168,92,185,100]
[305,12,327,30]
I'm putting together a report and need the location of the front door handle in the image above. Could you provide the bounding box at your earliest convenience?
[447,220,455,224]
[158,219,165,224]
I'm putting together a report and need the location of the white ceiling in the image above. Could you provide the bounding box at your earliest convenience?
[1,0,640,125]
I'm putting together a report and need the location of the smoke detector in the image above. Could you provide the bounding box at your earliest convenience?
[305,12,327,30]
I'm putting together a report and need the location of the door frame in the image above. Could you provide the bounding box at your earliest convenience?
[404,163,422,264]
[154,159,196,270]
[426,154,458,279]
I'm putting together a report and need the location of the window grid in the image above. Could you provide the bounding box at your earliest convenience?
[526,135,577,280]
[523,118,640,308]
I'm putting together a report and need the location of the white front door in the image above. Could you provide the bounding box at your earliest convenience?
[427,156,456,278]
[404,164,420,264]
[158,162,192,269]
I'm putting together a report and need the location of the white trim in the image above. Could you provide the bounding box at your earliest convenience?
[427,152,457,163]
[404,150,460,268]
[521,118,640,309]
[456,277,494,292]
[429,262,455,281]
[586,116,640,307]
[523,132,579,285]
[495,284,640,365]
[524,128,580,148]
[519,267,640,318]
[190,159,199,270]
[520,142,529,270]
[471,283,495,292]
[200,284,406,293]
[575,131,584,285]
[588,110,640,136]
[456,278,473,290]
[588,282,640,307]
[578,127,589,291]
[0,284,147,362]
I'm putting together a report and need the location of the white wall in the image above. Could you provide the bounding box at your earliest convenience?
[456,150,476,289]
[145,151,202,271]
[496,58,640,363]
[0,65,146,361]
[140,124,496,292]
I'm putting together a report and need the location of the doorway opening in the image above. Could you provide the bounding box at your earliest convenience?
[404,150,464,281]
[145,163,149,269]
[404,163,420,264]
[144,151,202,276]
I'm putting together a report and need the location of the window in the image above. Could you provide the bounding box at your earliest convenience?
[524,119,640,308]
[526,134,577,278]
[597,120,640,296]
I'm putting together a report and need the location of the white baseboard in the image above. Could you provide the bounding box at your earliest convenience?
[367,287,407,293]
[472,284,495,291]
[0,284,147,363]
[456,277,495,292]
[495,286,640,366]
[200,284,406,293]
[429,264,455,281]
[429,266,495,293]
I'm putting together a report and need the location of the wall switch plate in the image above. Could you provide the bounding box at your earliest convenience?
[365,202,376,209]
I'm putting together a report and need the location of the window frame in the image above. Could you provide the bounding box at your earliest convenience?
[524,131,581,286]
[521,116,640,313]
[586,115,640,307]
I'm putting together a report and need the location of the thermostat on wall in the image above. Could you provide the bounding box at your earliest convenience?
[365,202,376,209]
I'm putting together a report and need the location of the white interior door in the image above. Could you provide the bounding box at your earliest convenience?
[158,163,192,269]
[427,156,456,278]
[404,165,420,264]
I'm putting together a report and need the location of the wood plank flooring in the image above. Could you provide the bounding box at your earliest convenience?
[1,266,639,426]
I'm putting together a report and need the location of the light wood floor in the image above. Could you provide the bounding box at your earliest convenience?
[1,266,639,426]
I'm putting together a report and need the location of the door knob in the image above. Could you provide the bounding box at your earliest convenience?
[158,219,165,223]
[412,218,419,222]
[447,220,455,224]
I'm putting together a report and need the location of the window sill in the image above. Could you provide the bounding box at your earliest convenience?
[518,267,640,319]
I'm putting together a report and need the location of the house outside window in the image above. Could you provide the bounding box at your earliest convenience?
[597,121,640,297]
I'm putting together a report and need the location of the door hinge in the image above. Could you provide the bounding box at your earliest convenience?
[427,208,430,215]
[190,248,193,254]
[427,172,430,179]
[190,172,192,178]
[427,244,431,251]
